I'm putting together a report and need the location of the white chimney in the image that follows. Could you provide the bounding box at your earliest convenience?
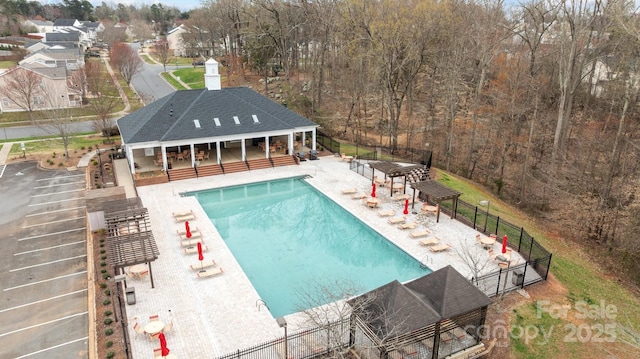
[204,58,221,90]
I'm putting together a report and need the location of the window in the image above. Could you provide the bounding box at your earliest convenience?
[34,96,44,107]
[2,97,9,107]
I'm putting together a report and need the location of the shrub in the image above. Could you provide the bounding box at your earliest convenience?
[104,289,111,296]
[100,261,107,267]
[58,162,64,167]
[105,328,113,336]
[104,318,113,325]
[103,299,111,305]
[101,255,107,260]
[92,160,98,166]
[102,273,110,280]
[99,283,107,289]
[100,239,105,243]
[100,249,106,254]
[104,310,112,316]
[105,341,113,348]
[106,351,115,358]
[99,243,104,248]
[101,269,107,274]
[81,146,86,150]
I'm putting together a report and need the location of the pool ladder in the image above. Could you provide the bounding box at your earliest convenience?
[420,254,432,269]
[256,299,270,311]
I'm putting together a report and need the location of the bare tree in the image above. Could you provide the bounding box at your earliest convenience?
[0,67,44,120]
[109,42,143,85]
[86,62,120,143]
[153,38,171,72]
[34,88,76,159]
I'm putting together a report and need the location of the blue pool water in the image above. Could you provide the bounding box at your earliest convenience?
[185,177,431,317]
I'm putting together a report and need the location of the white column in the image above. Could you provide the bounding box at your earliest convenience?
[288,133,294,155]
[241,139,246,161]
[161,146,167,171]
[265,136,270,157]
[216,142,221,164]
[127,146,135,174]
[190,143,195,167]
[312,130,317,151]
[301,132,306,148]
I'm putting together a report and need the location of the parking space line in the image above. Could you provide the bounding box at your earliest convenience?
[0,288,87,308]
[9,255,87,272]
[0,312,87,338]
[18,228,84,241]
[35,174,85,181]
[0,164,6,178]
[33,181,85,189]
[15,336,88,359]
[22,216,86,228]
[14,240,86,256]
[29,198,84,206]
[31,189,84,197]
[25,206,86,217]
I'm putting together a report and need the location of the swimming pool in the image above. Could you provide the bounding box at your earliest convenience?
[185,177,431,317]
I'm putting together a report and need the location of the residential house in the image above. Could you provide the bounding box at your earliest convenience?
[166,25,187,57]
[0,63,81,113]
[22,19,55,34]
[19,48,84,70]
[53,19,82,30]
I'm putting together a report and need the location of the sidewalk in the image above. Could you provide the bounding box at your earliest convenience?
[0,142,12,165]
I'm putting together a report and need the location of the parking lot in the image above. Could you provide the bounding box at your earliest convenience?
[0,162,88,358]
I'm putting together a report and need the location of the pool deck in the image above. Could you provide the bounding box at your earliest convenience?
[127,156,522,358]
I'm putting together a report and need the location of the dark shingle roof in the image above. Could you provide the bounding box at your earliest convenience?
[46,32,80,42]
[54,19,77,27]
[348,266,491,335]
[405,265,492,318]
[118,87,317,145]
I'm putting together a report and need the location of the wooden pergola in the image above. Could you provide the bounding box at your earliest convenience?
[104,198,159,288]
[369,161,429,197]
[409,180,462,222]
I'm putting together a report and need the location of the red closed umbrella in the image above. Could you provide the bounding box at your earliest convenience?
[185,221,192,239]
[371,183,376,198]
[197,242,204,269]
[501,235,508,254]
[159,332,170,357]
[403,199,409,215]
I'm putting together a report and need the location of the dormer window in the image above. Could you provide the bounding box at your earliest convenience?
[193,119,201,128]
[233,116,240,125]
[252,115,260,124]
[213,118,220,127]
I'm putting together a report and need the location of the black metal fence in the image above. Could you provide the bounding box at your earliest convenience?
[348,158,553,297]
[316,131,341,154]
[215,318,350,359]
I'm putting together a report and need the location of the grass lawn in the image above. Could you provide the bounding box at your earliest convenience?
[173,67,205,89]
[432,168,640,358]
[0,60,17,68]
[161,73,187,90]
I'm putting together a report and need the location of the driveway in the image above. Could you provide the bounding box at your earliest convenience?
[0,162,88,358]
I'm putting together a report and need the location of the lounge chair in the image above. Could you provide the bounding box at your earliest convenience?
[351,193,367,199]
[181,238,204,247]
[179,231,201,240]
[387,216,406,224]
[393,193,411,201]
[397,222,418,230]
[342,188,358,194]
[172,210,193,218]
[377,209,396,217]
[429,243,451,252]
[184,245,208,254]
[341,153,354,162]
[189,259,216,270]
[297,152,307,161]
[177,227,198,235]
[409,229,430,238]
[196,267,224,278]
[174,213,195,222]
[309,150,319,160]
[418,237,440,246]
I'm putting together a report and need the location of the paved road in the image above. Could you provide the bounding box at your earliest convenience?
[1,123,96,141]
[0,162,88,358]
